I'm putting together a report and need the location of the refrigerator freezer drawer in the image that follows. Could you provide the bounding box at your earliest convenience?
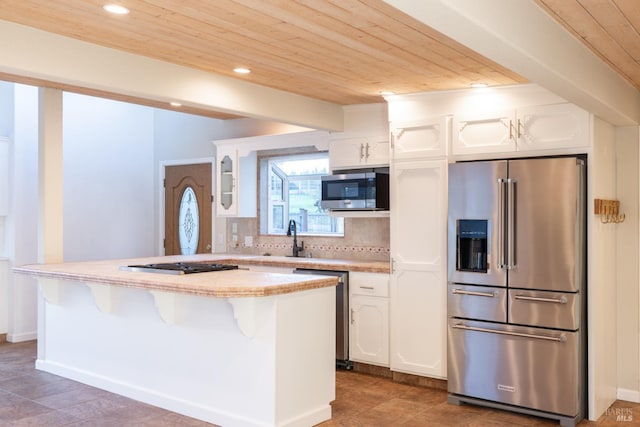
[508,289,580,330]
[447,319,581,417]
[447,283,507,323]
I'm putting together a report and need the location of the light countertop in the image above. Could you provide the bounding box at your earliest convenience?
[13,254,389,298]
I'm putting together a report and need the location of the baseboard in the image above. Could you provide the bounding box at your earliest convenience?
[36,359,328,427]
[7,331,37,343]
[352,362,447,391]
[617,388,640,403]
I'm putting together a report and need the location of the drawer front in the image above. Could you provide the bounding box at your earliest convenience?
[350,272,389,297]
[447,283,506,323]
[508,289,580,330]
[447,319,582,417]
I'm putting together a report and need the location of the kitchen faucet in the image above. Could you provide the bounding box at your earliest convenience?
[287,219,304,257]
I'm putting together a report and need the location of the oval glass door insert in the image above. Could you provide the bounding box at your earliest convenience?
[178,186,199,255]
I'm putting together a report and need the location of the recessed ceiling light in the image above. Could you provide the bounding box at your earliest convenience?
[103,4,130,15]
[470,83,488,88]
[233,67,251,74]
[169,102,182,107]
[380,91,396,96]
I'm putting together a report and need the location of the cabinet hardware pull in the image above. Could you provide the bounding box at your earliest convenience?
[360,143,365,160]
[452,289,496,298]
[452,323,566,342]
[514,295,568,304]
[365,143,370,159]
[350,308,355,324]
[359,286,375,290]
[517,118,523,138]
[509,120,514,140]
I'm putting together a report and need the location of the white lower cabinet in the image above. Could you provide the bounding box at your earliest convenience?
[349,272,389,366]
[389,159,447,378]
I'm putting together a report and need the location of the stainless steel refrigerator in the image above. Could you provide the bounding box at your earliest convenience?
[447,157,586,427]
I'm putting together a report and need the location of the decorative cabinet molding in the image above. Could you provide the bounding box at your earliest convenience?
[390,116,448,159]
[452,103,590,156]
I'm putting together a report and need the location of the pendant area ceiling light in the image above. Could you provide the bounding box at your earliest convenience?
[103,4,130,15]
[470,82,488,88]
[233,67,251,74]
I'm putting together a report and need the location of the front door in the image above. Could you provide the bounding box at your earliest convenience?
[164,163,212,255]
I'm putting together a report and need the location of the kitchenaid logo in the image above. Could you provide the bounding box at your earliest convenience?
[605,407,633,422]
[497,384,515,393]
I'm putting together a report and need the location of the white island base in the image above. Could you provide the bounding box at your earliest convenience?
[35,279,336,427]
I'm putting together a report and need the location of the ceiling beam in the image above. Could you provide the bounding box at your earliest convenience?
[0,20,344,131]
[384,0,640,126]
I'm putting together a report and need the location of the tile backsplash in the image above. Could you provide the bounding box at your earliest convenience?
[226,217,390,262]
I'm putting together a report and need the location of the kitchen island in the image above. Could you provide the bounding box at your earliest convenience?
[14,255,340,427]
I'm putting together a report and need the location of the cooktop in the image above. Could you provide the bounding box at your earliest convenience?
[119,262,239,275]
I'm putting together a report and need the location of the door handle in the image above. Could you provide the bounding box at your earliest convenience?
[506,178,516,270]
[514,295,567,304]
[497,178,507,269]
[452,323,566,342]
[452,289,497,298]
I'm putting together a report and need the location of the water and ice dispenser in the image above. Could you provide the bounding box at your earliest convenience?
[456,220,488,273]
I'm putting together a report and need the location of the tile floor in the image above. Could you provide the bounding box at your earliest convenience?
[0,340,637,426]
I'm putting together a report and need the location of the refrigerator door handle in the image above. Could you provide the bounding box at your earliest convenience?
[497,178,507,270]
[506,178,516,270]
[452,323,567,342]
[514,295,568,304]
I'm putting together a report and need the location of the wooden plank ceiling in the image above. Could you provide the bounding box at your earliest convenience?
[0,1,638,120]
[535,0,640,91]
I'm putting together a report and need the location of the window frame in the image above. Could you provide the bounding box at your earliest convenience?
[259,151,343,237]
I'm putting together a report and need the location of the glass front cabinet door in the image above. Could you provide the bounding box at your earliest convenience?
[219,154,234,212]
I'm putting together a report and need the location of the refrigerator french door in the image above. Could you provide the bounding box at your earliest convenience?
[447,157,586,427]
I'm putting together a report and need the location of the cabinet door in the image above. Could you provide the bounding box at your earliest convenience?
[517,103,590,151]
[363,137,390,167]
[350,295,389,366]
[452,110,516,155]
[390,159,447,378]
[329,137,367,170]
[390,116,448,160]
[216,147,238,217]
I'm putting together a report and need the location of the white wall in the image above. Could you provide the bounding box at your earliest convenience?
[588,117,619,418]
[63,94,155,261]
[6,84,39,341]
[616,126,640,401]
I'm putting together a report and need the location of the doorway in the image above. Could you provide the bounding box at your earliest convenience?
[164,162,213,255]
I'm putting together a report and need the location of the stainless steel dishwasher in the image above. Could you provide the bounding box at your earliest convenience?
[294,269,351,369]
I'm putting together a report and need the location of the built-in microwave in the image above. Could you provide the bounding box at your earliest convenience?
[321,171,389,210]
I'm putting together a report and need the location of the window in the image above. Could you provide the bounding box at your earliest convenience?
[260,152,343,236]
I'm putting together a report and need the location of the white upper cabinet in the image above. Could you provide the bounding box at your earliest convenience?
[452,110,516,155]
[452,103,590,156]
[517,103,590,151]
[329,135,389,171]
[214,145,257,218]
[390,116,448,159]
